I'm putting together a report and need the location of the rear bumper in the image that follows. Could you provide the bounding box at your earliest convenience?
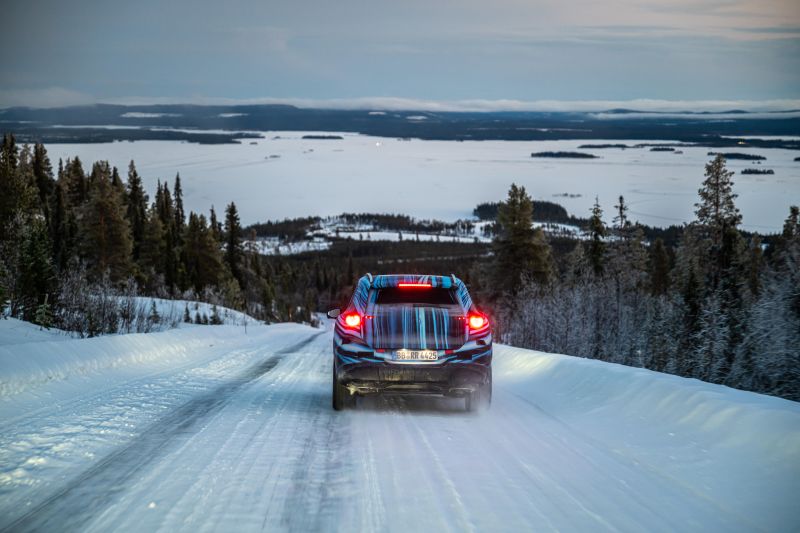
[334,343,491,397]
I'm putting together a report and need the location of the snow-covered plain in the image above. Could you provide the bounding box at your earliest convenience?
[1,319,798,532]
[45,132,800,233]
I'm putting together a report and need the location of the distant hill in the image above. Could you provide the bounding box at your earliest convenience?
[1,104,799,145]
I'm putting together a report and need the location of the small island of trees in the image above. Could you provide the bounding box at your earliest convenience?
[578,144,630,149]
[531,151,598,159]
[707,152,766,161]
[741,168,775,175]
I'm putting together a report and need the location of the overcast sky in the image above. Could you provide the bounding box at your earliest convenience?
[1,0,798,109]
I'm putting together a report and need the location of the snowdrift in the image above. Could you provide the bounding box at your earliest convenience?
[493,345,800,531]
[0,322,288,401]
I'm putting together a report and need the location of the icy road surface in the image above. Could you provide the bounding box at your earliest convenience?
[1,320,798,532]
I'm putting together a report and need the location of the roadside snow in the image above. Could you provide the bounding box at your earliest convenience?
[137,297,257,327]
[0,318,68,346]
[0,321,322,525]
[494,346,800,531]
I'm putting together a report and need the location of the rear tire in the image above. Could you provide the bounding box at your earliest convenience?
[466,371,492,412]
[332,363,354,411]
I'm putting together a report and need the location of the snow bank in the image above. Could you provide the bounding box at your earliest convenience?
[0,325,265,399]
[138,297,257,327]
[494,345,800,531]
[0,318,69,346]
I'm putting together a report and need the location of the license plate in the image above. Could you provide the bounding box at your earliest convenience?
[395,349,438,361]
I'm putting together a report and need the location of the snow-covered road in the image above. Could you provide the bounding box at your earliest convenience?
[1,320,798,532]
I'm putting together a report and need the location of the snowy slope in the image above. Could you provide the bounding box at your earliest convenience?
[0,317,68,346]
[138,297,258,327]
[0,323,798,532]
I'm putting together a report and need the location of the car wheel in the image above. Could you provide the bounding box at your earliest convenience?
[466,373,492,412]
[332,365,345,411]
[332,363,354,411]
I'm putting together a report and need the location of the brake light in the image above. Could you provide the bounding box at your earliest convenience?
[398,282,432,288]
[468,314,486,330]
[342,312,362,329]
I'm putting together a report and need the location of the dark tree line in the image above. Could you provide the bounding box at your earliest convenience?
[475,155,799,401]
[0,135,340,333]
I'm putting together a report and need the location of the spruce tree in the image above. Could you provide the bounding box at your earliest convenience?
[34,294,53,330]
[31,143,54,223]
[224,202,244,287]
[110,166,125,198]
[125,161,148,261]
[649,238,670,296]
[209,205,222,242]
[183,212,224,291]
[613,195,629,231]
[17,218,56,321]
[63,157,88,207]
[80,164,133,282]
[746,235,763,298]
[492,183,552,293]
[49,180,75,270]
[173,173,186,232]
[0,134,37,241]
[588,197,606,276]
[139,204,166,289]
[155,182,178,290]
[173,175,189,291]
[695,154,742,287]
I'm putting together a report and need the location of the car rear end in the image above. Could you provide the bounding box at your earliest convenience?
[331,274,492,411]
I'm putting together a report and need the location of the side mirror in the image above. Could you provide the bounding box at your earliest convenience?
[327,309,341,319]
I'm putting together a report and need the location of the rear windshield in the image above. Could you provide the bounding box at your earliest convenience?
[374,288,458,306]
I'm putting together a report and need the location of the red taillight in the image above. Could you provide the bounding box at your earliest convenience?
[342,313,362,329]
[468,314,486,330]
[398,282,432,288]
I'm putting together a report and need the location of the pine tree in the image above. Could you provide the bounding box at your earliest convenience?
[172,174,188,290]
[183,212,224,291]
[209,205,222,242]
[80,164,133,282]
[613,195,629,231]
[224,202,244,288]
[110,166,125,198]
[31,144,55,223]
[695,154,742,287]
[63,157,88,207]
[0,134,37,241]
[210,305,223,325]
[49,181,75,270]
[492,183,553,293]
[587,197,606,276]
[16,218,56,321]
[139,204,166,290]
[173,173,186,232]
[34,294,53,330]
[746,235,763,298]
[125,161,148,261]
[649,238,670,296]
[155,181,178,290]
[149,300,160,325]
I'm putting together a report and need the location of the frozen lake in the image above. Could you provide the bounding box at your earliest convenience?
[46,132,800,232]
